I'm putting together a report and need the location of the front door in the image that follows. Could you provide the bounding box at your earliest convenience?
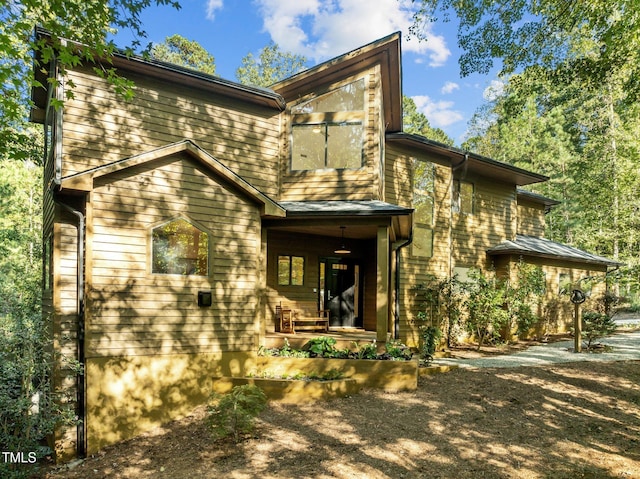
[320,258,362,328]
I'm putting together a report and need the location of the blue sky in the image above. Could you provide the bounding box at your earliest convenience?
[112,0,501,144]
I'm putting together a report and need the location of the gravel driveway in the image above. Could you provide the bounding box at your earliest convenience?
[432,329,640,369]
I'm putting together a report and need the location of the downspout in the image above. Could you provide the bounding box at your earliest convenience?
[46,48,87,457]
[53,193,86,458]
[393,233,413,340]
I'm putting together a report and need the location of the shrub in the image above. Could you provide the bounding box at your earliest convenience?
[259,339,310,358]
[351,341,378,359]
[419,325,442,364]
[505,261,546,338]
[383,340,413,361]
[304,336,351,358]
[207,385,268,442]
[581,311,617,349]
[414,275,464,348]
[259,337,413,361]
[464,269,509,349]
[305,336,338,357]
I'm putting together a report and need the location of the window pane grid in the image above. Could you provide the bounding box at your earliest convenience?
[290,78,365,171]
[292,121,363,170]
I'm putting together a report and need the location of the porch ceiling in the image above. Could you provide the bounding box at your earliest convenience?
[267,222,380,240]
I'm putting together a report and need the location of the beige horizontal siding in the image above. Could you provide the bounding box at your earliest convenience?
[62,67,281,198]
[86,152,261,357]
[384,146,412,206]
[452,178,516,268]
[280,170,376,201]
[517,201,546,237]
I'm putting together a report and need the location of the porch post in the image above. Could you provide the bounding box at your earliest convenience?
[376,225,389,344]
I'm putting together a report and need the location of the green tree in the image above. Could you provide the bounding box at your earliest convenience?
[463,65,640,293]
[0,151,42,325]
[0,0,181,154]
[403,96,454,146]
[410,0,640,99]
[0,127,73,477]
[207,385,268,443]
[151,34,216,74]
[236,42,307,87]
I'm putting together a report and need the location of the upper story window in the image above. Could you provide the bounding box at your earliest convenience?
[152,218,209,276]
[290,78,366,171]
[412,161,435,258]
[452,180,474,215]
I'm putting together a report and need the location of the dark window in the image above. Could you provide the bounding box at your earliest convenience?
[278,255,305,285]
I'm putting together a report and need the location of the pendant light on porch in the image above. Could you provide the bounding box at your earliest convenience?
[334,226,351,254]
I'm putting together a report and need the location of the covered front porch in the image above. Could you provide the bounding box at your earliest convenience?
[262,200,413,345]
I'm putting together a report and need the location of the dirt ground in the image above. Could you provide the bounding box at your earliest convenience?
[36,342,640,479]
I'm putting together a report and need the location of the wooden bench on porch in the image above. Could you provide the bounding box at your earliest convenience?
[276,304,329,334]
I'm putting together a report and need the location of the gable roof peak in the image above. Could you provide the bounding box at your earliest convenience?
[59,140,285,218]
[272,32,403,132]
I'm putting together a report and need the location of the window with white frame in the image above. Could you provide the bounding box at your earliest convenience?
[291,78,365,171]
[152,218,209,276]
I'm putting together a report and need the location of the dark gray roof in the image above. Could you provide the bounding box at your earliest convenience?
[280,200,413,217]
[487,235,623,267]
[516,189,560,207]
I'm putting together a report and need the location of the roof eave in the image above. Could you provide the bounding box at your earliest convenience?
[110,53,286,110]
[517,189,560,207]
[487,248,623,268]
[30,27,287,116]
[387,133,548,186]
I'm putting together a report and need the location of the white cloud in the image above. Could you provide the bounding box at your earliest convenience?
[206,0,224,20]
[412,95,464,128]
[253,0,450,66]
[483,79,505,101]
[441,81,459,95]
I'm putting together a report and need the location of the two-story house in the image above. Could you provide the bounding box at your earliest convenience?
[31,29,619,459]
